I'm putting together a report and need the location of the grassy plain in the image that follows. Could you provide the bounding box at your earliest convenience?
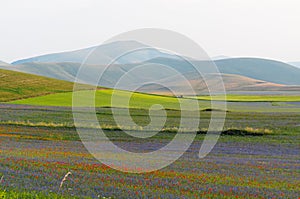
[197,94,300,102]
[8,90,300,113]
[10,90,196,110]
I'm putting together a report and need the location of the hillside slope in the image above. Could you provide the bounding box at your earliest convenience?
[145,57,300,85]
[137,73,300,95]
[0,68,76,102]
[0,62,82,82]
[0,60,9,65]
[2,60,300,95]
[11,41,175,65]
[9,40,300,85]
[214,58,300,85]
[4,53,300,94]
[289,62,300,68]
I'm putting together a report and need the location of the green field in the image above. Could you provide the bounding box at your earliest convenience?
[0,68,75,102]
[10,89,211,110]
[9,89,300,113]
[197,94,300,102]
[0,189,80,199]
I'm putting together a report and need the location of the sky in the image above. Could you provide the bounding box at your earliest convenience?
[0,0,299,63]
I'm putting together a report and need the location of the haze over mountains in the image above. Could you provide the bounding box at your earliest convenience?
[289,62,300,68]
[0,60,9,65]
[212,55,231,60]
[1,40,300,95]
[11,41,177,65]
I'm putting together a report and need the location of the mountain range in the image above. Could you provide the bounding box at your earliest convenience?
[11,41,177,65]
[1,41,300,95]
[289,62,300,68]
[0,60,9,65]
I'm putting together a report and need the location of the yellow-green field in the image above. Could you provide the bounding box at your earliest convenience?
[10,89,209,110]
[8,90,300,112]
[197,94,300,102]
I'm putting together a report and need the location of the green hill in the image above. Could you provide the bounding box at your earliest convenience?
[0,68,75,102]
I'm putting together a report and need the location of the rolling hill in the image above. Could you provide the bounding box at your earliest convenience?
[0,68,198,110]
[3,63,299,97]
[0,68,76,102]
[144,57,300,85]
[3,41,300,94]
[289,62,300,68]
[212,55,231,60]
[136,72,300,95]
[0,66,298,112]
[2,59,300,95]
[214,58,300,85]
[0,60,9,65]
[0,62,82,82]
[11,41,176,65]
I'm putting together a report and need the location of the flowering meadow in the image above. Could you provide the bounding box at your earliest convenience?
[0,105,299,198]
[0,133,299,198]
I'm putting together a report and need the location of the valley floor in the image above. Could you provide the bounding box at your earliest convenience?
[0,104,299,198]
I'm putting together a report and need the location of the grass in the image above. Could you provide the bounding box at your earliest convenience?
[1,107,298,143]
[2,118,268,135]
[0,68,76,102]
[196,94,300,102]
[0,188,83,199]
[9,90,300,112]
[10,89,211,110]
[0,120,273,141]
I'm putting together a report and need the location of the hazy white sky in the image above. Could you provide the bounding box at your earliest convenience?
[0,0,299,63]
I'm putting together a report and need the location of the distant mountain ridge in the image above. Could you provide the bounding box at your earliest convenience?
[11,41,177,65]
[0,60,9,65]
[212,55,231,60]
[12,47,94,65]
[2,41,300,94]
[144,57,300,85]
[289,62,300,68]
[214,58,300,85]
[2,59,300,94]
